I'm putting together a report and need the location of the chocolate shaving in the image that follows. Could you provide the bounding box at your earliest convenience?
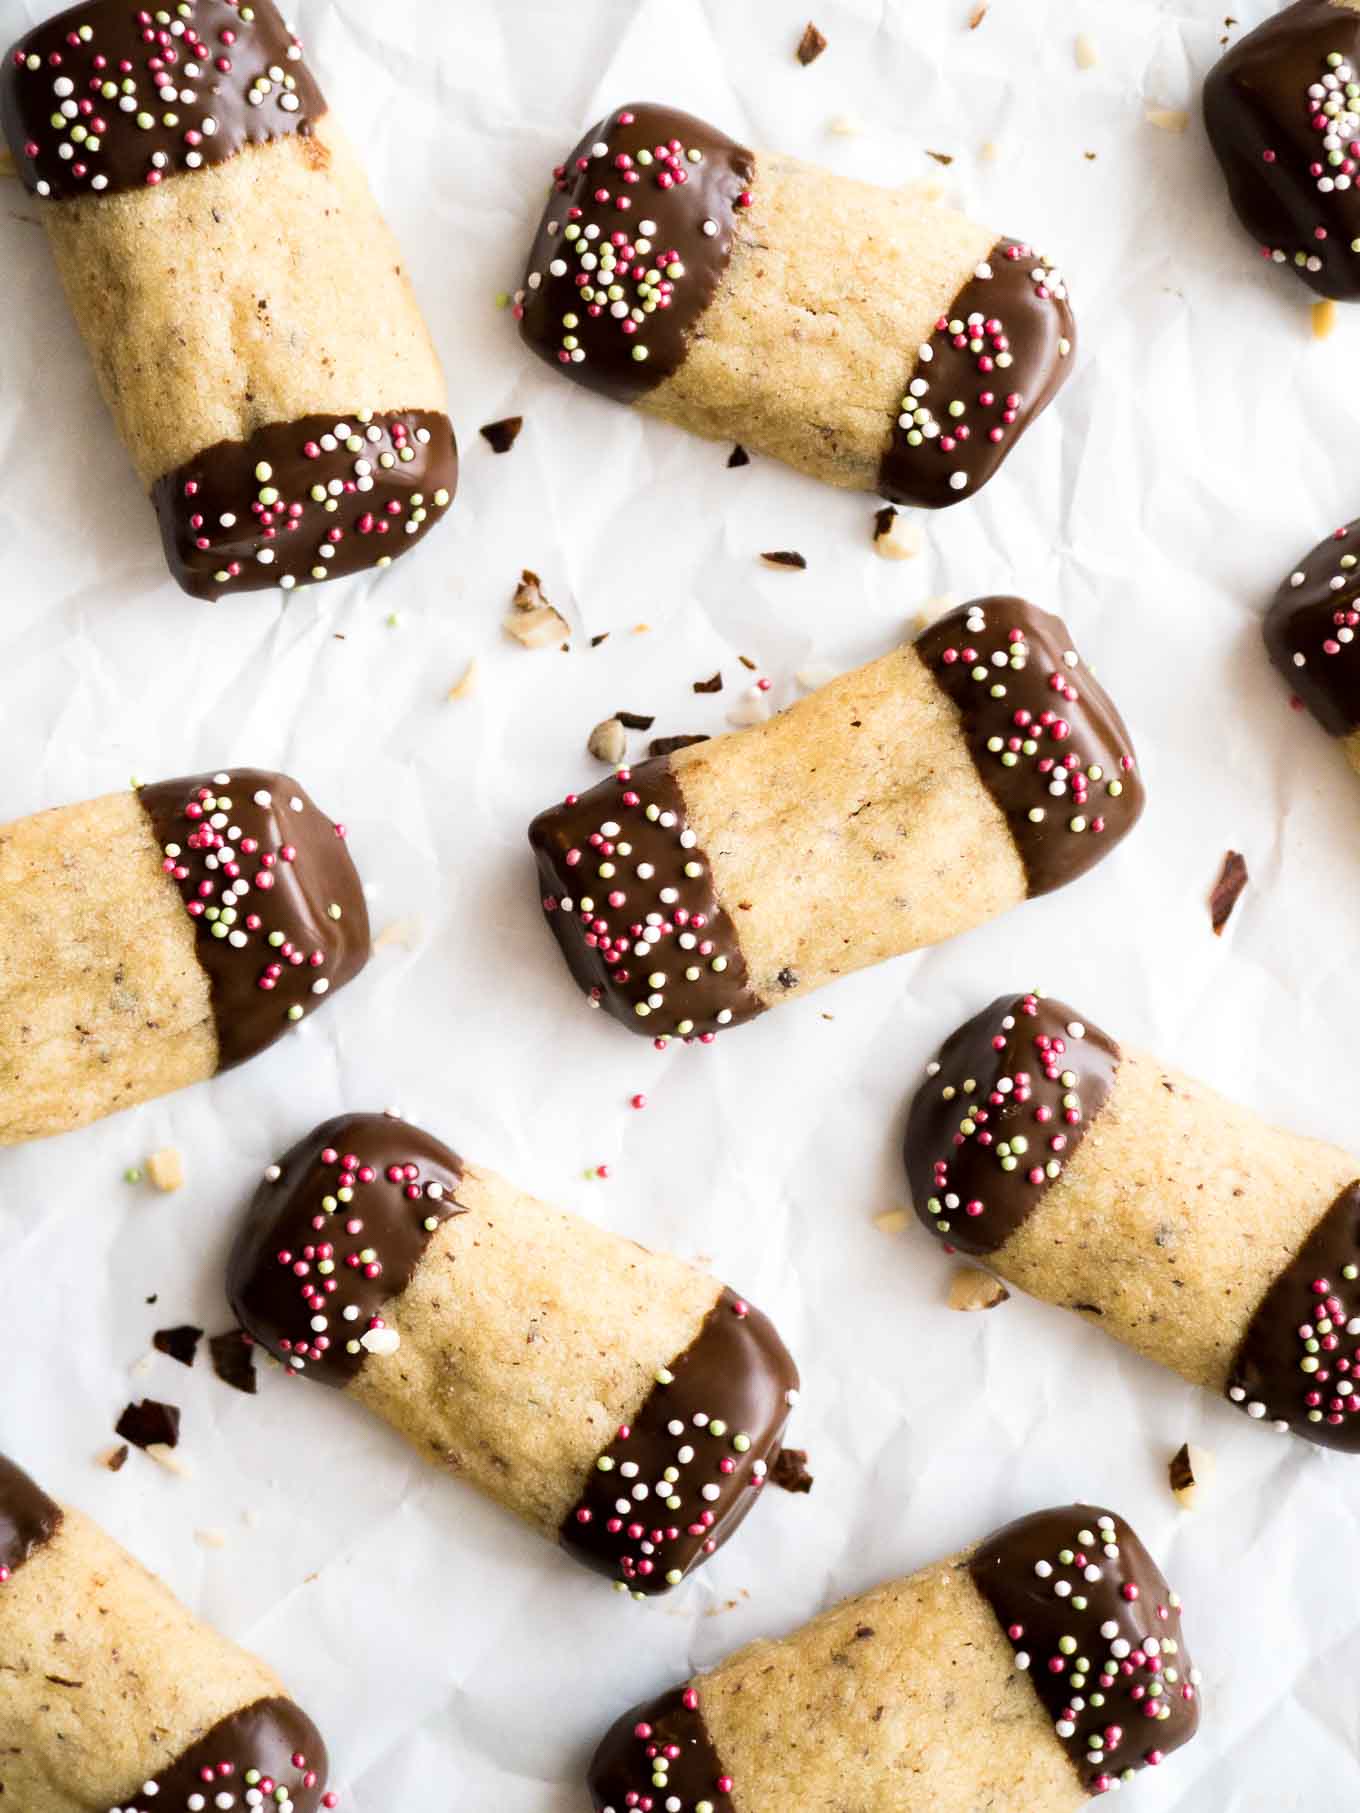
[738,654,758,671]
[796,21,828,64]
[760,550,807,570]
[479,415,523,454]
[209,1328,259,1396]
[727,444,750,468]
[104,1444,130,1472]
[771,1447,815,1494]
[614,710,655,731]
[116,1399,181,1452]
[1210,851,1248,935]
[873,504,898,540]
[649,734,710,758]
[926,149,954,165]
[153,1324,203,1369]
[591,632,610,648]
[694,672,723,694]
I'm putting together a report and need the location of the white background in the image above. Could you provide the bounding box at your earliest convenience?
[0,1,1354,1807]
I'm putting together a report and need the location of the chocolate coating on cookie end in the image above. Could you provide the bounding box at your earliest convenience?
[516,103,756,404]
[562,1288,798,1595]
[1205,0,1360,300]
[529,759,762,1041]
[971,1505,1200,1793]
[906,992,1120,1256]
[117,1696,330,1813]
[879,240,1075,508]
[916,598,1145,897]
[228,1113,465,1388]
[1228,1178,1360,1448]
[152,410,457,601]
[1,0,325,205]
[589,1684,729,1812]
[138,770,369,1071]
[1265,518,1360,735]
[0,1454,61,1580]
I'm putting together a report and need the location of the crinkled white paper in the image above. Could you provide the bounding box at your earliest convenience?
[0,1,1354,1807]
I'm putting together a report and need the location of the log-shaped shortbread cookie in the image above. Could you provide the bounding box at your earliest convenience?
[0,0,457,598]
[0,1452,333,1811]
[1204,0,1360,299]
[588,1503,1201,1809]
[529,599,1144,1043]
[0,767,367,1145]
[907,991,1360,1448]
[227,1112,800,1595]
[515,103,1074,506]
[1265,516,1360,771]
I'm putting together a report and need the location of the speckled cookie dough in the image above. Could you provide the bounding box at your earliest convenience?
[1266,516,1360,775]
[1205,0,1360,299]
[0,0,457,597]
[516,103,1073,505]
[588,1504,1200,1809]
[0,1453,335,1812]
[529,599,1143,1043]
[227,1113,801,1595]
[906,991,1360,1449]
[0,768,368,1145]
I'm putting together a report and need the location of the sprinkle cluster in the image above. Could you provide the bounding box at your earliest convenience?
[108,1749,334,1812]
[1259,48,1360,274]
[601,1693,732,1813]
[899,244,1071,495]
[1004,1515,1200,1794]
[1230,1265,1360,1435]
[1283,525,1360,669]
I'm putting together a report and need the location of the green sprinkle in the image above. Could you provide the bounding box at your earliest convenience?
[123,1166,144,1185]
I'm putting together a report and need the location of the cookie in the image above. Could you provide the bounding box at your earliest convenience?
[0,0,457,597]
[515,103,1073,505]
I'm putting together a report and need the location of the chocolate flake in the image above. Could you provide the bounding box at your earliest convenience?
[591,632,610,648]
[116,1399,181,1452]
[771,1447,815,1493]
[797,21,828,64]
[152,1325,204,1369]
[694,672,724,694]
[760,550,807,570]
[649,734,710,758]
[479,416,524,454]
[615,710,656,731]
[209,1329,259,1396]
[727,443,751,468]
[1210,851,1248,935]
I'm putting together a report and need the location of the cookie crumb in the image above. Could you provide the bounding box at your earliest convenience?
[479,415,523,454]
[447,658,478,701]
[827,114,862,136]
[1169,1442,1215,1510]
[874,1209,911,1235]
[980,139,1001,163]
[948,1267,1010,1311]
[797,21,828,64]
[505,569,569,649]
[761,549,807,570]
[146,1442,190,1478]
[1075,32,1098,69]
[873,505,923,560]
[194,1528,229,1549]
[588,717,628,765]
[1210,850,1248,935]
[1313,299,1338,340]
[99,1444,129,1473]
[146,1148,184,1193]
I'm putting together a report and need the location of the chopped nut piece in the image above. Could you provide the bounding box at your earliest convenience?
[504,569,570,649]
[1169,1442,1216,1510]
[979,139,1001,163]
[99,1444,130,1473]
[760,550,807,570]
[146,1443,190,1478]
[873,505,923,560]
[1313,299,1338,340]
[1075,32,1098,69]
[948,1267,1010,1311]
[1210,850,1248,935]
[827,114,862,137]
[588,716,628,765]
[447,658,478,701]
[478,415,523,454]
[360,1326,401,1357]
[1146,107,1189,133]
[797,21,828,64]
[146,1148,184,1193]
[874,1209,911,1235]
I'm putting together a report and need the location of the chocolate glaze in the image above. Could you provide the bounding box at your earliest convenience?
[1228,1178,1360,1448]
[1,0,324,205]
[151,409,458,601]
[588,1685,729,1813]
[529,758,762,1041]
[915,598,1145,896]
[1265,517,1360,734]
[879,239,1075,508]
[138,769,369,1072]
[0,1453,61,1581]
[970,1505,1200,1793]
[114,1696,329,1813]
[561,1287,798,1595]
[516,102,756,404]
[1205,0,1360,300]
[906,992,1121,1257]
[228,1112,466,1388]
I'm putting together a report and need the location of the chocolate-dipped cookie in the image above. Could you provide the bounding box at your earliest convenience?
[0,1452,335,1812]
[1265,519,1360,775]
[515,103,1073,506]
[1,0,456,598]
[1205,0,1360,299]
[906,990,1360,1448]
[529,599,1143,1043]
[227,1113,801,1594]
[0,767,368,1145]
[589,1503,1200,1809]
